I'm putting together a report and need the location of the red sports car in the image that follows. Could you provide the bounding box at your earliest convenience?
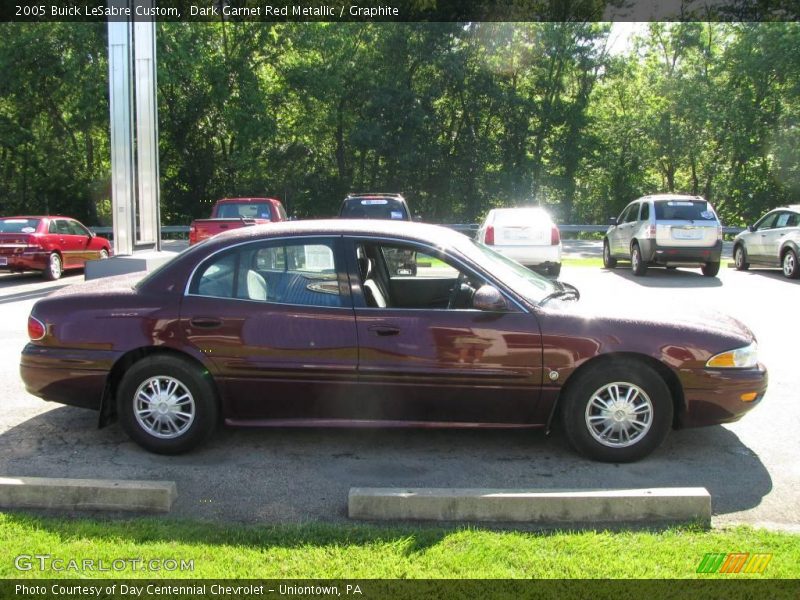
[20,221,767,462]
[0,216,111,280]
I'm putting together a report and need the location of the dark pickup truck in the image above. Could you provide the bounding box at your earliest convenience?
[189,197,287,245]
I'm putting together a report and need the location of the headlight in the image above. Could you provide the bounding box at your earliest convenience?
[706,342,758,369]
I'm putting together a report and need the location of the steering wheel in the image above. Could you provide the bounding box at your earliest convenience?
[447,272,469,309]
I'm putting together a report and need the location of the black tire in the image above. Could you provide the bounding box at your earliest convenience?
[734,245,749,271]
[702,261,720,277]
[602,240,617,269]
[631,243,648,276]
[117,355,218,454]
[782,248,800,279]
[560,359,673,463]
[43,252,62,281]
[548,263,562,278]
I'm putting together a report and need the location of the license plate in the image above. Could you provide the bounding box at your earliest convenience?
[672,228,702,240]
[0,257,7,266]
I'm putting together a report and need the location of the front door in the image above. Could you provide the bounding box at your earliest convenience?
[345,238,546,426]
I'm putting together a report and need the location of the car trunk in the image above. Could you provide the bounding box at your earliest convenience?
[493,216,553,247]
[0,233,36,261]
[654,200,719,248]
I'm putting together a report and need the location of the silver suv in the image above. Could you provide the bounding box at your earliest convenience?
[733,205,800,279]
[603,194,723,277]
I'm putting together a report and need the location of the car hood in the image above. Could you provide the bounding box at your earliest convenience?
[545,297,755,345]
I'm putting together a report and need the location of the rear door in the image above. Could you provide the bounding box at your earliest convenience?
[181,236,359,421]
[654,199,719,248]
[492,209,552,248]
[50,219,84,268]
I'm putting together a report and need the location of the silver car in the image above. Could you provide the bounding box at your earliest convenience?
[603,194,723,277]
[733,205,800,279]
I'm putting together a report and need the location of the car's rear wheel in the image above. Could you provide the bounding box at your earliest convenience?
[630,243,647,276]
[117,355,218,454]
[702,261,720,277]
[602,240,617,269]
[783,249,799,279]
[560,360,673,462]
[734,245,749,271]
[43,252,62,280]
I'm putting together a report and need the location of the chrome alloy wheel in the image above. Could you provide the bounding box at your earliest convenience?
[783,251,797,278]
[49,254,62,278]
[133,376,196,439]
[584,382,654,448]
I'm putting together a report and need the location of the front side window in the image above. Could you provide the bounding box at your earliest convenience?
[356,241,485,310]
[755,212,779,231]
[191,239,341,307]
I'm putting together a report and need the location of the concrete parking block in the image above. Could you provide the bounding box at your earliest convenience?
[349,487,711,524]
[0,476,177,513]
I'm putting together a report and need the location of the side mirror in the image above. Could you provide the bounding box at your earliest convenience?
[88,231,96,238]
[608,217,617,226]
[747,225,755,232]
[473,285,508,312]
[413,214,423,222]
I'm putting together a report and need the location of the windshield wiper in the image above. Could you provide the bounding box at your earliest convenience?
[539,281,580,305]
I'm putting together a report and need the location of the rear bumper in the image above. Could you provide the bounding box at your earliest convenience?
[640,239,722,265]
[490,244,562,267]
[20,344,119,411]
[678,364,768,428]
[0,251,48,272]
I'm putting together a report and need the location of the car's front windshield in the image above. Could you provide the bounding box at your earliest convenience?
[455,237,558,305]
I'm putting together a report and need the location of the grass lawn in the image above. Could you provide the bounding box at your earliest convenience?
[562,257,603,268]
[1,513,799,579]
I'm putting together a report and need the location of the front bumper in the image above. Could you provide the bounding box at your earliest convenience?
[20,344,119,411]
[678,364,768,428]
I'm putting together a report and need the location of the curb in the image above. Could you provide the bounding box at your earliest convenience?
[0,476,177,513]
[349,487,711,524]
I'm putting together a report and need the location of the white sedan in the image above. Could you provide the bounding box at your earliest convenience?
[476,207,562,277]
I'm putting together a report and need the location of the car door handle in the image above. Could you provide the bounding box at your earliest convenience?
[190,317,222,329]
[368,325,400,336]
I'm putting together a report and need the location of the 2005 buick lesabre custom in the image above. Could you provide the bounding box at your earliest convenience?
[20,221,767,462]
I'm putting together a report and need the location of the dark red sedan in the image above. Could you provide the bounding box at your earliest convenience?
[0,216,111,280]
[20,221,767,461]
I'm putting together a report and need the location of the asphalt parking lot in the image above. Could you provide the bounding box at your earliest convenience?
[0,241,798,530]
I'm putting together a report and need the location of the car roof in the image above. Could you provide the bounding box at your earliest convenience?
[216,197,280,203]
[203,218,465,247]
[638,194,706,202]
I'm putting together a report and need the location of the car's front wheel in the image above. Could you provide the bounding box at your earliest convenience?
[783,248,799,279]
[734,245,749,271]
[117,355,218,454]
[560,360,673,462]
[630,243,647,276]
[602,240,617,269]
[43,252,62,280]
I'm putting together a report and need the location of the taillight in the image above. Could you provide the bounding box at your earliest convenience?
[550,226,561,245]
[643,224,657,239]
[189,225,196,245]
[485,225,494,245]
[28,315,46,341]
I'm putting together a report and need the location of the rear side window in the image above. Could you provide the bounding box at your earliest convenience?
[654,200,716,221]
[190,240,341,307]
[0,218,40,233]
[639,202,650,221]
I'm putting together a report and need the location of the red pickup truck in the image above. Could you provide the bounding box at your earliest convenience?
[189,197,287,245]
